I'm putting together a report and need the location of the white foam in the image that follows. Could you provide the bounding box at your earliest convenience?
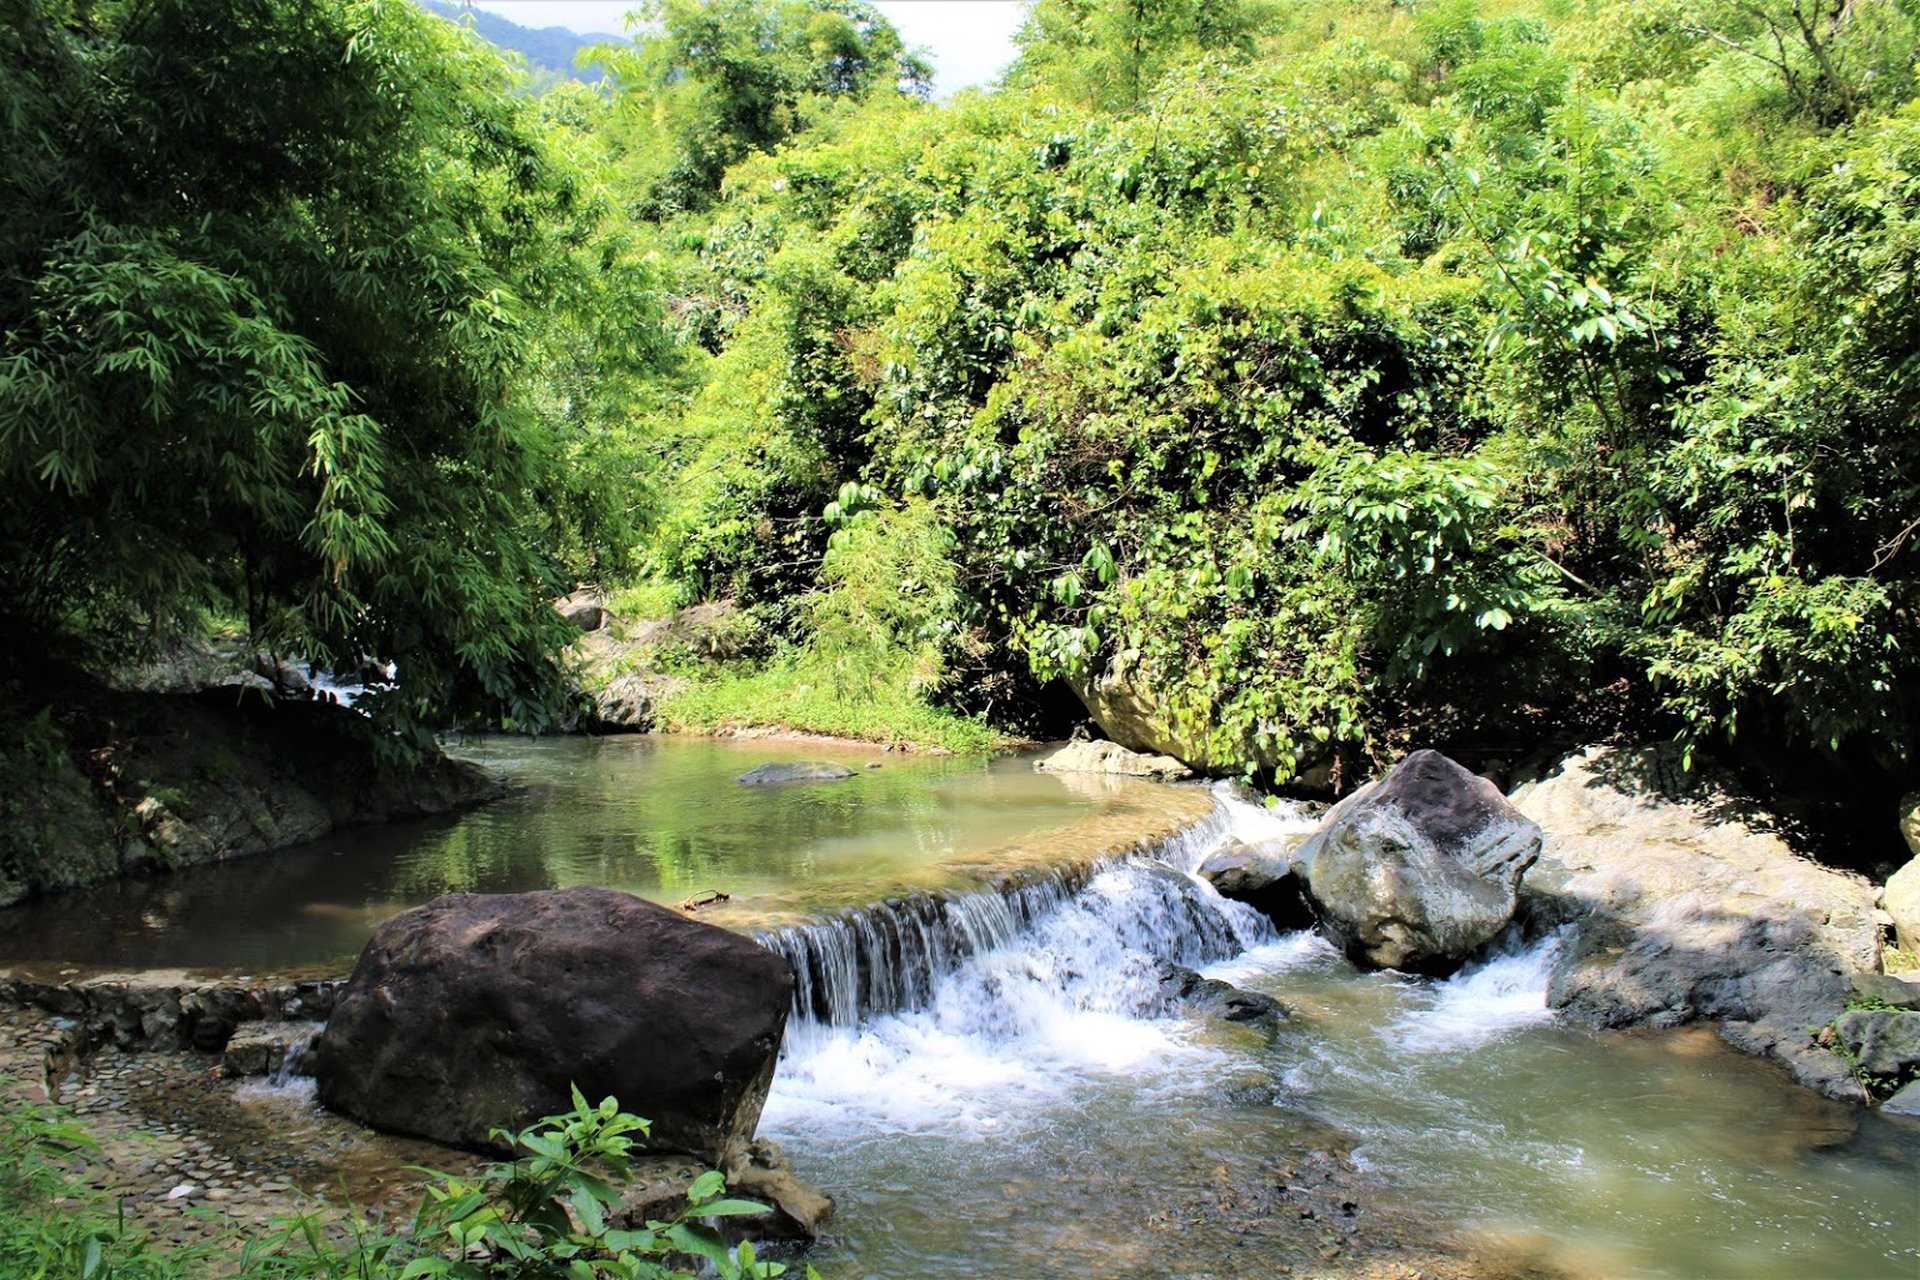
[763,812,1262,1139]
[1387,928,1568,1053]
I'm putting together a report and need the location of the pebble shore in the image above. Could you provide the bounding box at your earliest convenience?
[0,1007,487,1262]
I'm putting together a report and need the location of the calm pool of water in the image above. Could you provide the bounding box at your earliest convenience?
[0,736,1138,971]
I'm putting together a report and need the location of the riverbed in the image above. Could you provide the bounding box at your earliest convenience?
[1,738,1914,1277]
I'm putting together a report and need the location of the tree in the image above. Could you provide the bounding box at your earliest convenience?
[592,0,931,214]
[1008,0,1272,109]
[0,0,653,742]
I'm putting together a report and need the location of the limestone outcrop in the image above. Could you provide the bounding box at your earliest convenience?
[1293,750,1542,973]
[1832,1009,1920,1087]
[1065,649,1329,783]
[1509,744,1881,1100]
[314,886,794,1162]
[1034,738,1192,781]
[564,601,743,732]
[0,688,500,907]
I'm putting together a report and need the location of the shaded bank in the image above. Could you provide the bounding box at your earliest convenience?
[0,684,499,907]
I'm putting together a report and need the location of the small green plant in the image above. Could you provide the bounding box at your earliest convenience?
[385,1088,807,1280]
[0,1082,819,1280]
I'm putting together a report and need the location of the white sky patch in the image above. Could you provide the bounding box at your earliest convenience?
[455,0,1025,97]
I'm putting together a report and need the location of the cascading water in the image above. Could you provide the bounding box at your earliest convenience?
[759,780,1312,1149]
[753,791,1269,1028]
[757,783,1920,1280]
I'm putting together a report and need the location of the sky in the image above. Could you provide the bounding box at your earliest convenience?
[463,1,1028,97]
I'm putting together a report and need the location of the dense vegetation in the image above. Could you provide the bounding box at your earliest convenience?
[4,0,1917,792]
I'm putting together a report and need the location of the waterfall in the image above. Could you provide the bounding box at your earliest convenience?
[756,784,1330,1134]
[754,784,1296,1028]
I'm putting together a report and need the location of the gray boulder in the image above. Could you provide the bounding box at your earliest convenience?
[1850,972,1920,1011]
[735,761,856,786]
[1882,1079,1920,1117]
[1833,1009,1920,1083]
[1197,838,1315,930]
[1293,750,1541,974]
[314,886,794,1162]
[556,589,609,632]
[1509,744,1881,1100]
[1034,738,1191,781]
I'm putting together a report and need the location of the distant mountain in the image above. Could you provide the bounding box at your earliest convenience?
[419,1,627,83]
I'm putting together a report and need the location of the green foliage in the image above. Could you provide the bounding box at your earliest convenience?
[392,1089,791,1280]
[1009,0,1277,110]
[0,0,666,745]
[0,1085,813,1280]
[589,0,929,215]
[36,0,1910,777]
[654,501,1002,754]
[621,0,1920,779]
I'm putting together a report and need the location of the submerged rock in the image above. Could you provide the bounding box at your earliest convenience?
[1509,744,1880,1100]
[1034,738,1192,781]
[1154,960,1289,1027]
[1294,750,1542,974]
[735,761,856,785]
[314,885,794,1163]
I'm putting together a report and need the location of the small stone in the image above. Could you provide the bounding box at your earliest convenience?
[1882,1079,1920,1116]
[166,1184,197,1200]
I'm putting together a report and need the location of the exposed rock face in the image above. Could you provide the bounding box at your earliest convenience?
[556,589,610,632]
[565,602,742,732]
[1509,744,1881,1100]
[735,761,855,785]
[0,689,500,907]
[314,886,794,1162]
[1883,1079,1920,1116]
[1066,649,1329,783]
[1887,854,1920,955]
[1034,739,1192,781]
[1197,838,1315,930]
[1293,750,1541,973]
[1833,1009,1920,1085]
[0,969,341,1053]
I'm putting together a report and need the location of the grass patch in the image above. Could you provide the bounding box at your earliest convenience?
[601,575,683,621]
[656,654,1006,755]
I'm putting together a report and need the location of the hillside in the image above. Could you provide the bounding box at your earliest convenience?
[419,0,623,82]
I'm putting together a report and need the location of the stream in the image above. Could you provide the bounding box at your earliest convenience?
[1,739,1914,1276]
[758,788,1920,1278]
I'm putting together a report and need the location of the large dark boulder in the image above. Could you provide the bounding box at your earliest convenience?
[314,886,794,1162]
[1294,750,1541,974]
